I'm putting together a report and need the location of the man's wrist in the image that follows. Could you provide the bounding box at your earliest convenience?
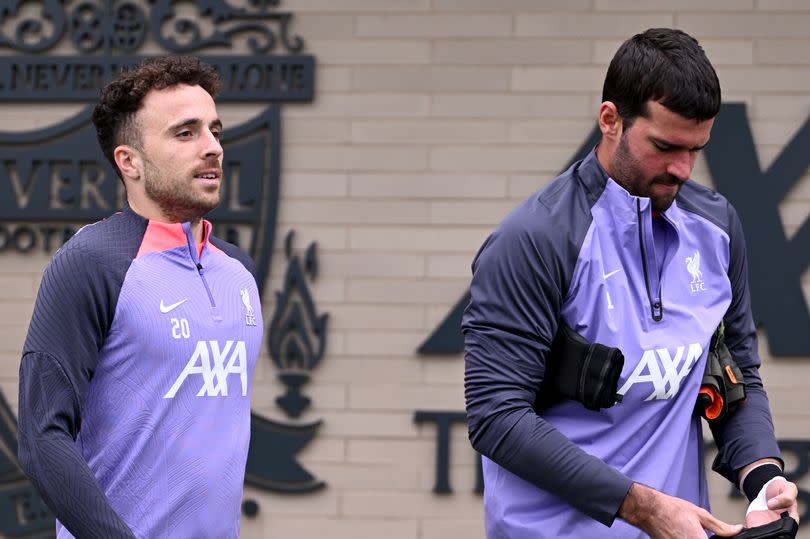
[746,476,786,514]
[741,463,783,502]
[619,482,657,528]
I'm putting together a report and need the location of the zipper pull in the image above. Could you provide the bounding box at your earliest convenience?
[652,301,663,321]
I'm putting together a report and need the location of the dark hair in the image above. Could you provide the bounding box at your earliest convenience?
[602,28,721,129]
[92,56,222,179]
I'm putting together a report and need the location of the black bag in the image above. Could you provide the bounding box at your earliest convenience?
[695,322,746,422]
[535,323,624,412]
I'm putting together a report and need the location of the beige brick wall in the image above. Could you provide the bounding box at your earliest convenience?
[1,1,809,538]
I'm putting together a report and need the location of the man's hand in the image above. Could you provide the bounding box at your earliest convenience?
[745,477,800,528]
[620,482,744,539]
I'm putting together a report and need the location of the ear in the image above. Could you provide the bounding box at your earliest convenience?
[598,101,623,142]
[113,144,142,183]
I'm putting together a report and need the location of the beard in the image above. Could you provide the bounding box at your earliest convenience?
[142,157,222,223]
[611,134,682,212]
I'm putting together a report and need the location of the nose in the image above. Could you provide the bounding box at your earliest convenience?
[666,151,694,181]
[202,128,223,159]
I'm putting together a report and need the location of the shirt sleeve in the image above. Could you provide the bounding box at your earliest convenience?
[709,202,782,485]
[18,241,136,538]
[462,215,633,527]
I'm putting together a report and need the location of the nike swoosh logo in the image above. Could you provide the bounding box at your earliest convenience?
[602,269,622,280]
[160,298,188,313]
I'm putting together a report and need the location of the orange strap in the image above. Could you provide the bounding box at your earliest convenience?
[724,365,739,385]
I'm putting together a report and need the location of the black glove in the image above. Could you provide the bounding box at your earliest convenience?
[728,513,798,539]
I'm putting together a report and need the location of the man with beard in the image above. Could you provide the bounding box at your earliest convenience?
[17,56,262,538]
[463,29,799,538]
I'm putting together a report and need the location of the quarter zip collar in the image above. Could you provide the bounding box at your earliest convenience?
[577,148,686,228]
[574,149,610,205]
[592,169,685,323]
[636,198,664,321]
[178,217,220,317]
[182,220,213,265]
[128,205,214,261]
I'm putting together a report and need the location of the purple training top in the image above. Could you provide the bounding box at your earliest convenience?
[463,151,780,538]
[19,207,262,538]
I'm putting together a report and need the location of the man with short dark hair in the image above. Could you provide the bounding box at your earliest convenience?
[463,28,799,538]
[18,56,262,538]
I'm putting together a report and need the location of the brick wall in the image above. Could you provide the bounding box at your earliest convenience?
[1,1,809,538]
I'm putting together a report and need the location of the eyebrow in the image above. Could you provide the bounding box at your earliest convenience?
[650,136,709,152]
[167,118,223,132]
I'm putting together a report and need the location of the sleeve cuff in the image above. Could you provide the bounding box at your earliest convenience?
[741,463,783,501]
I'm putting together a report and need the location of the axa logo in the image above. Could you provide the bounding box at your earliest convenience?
[686,251,706,293]
[164,340,248,399]
[617,343,703,401]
